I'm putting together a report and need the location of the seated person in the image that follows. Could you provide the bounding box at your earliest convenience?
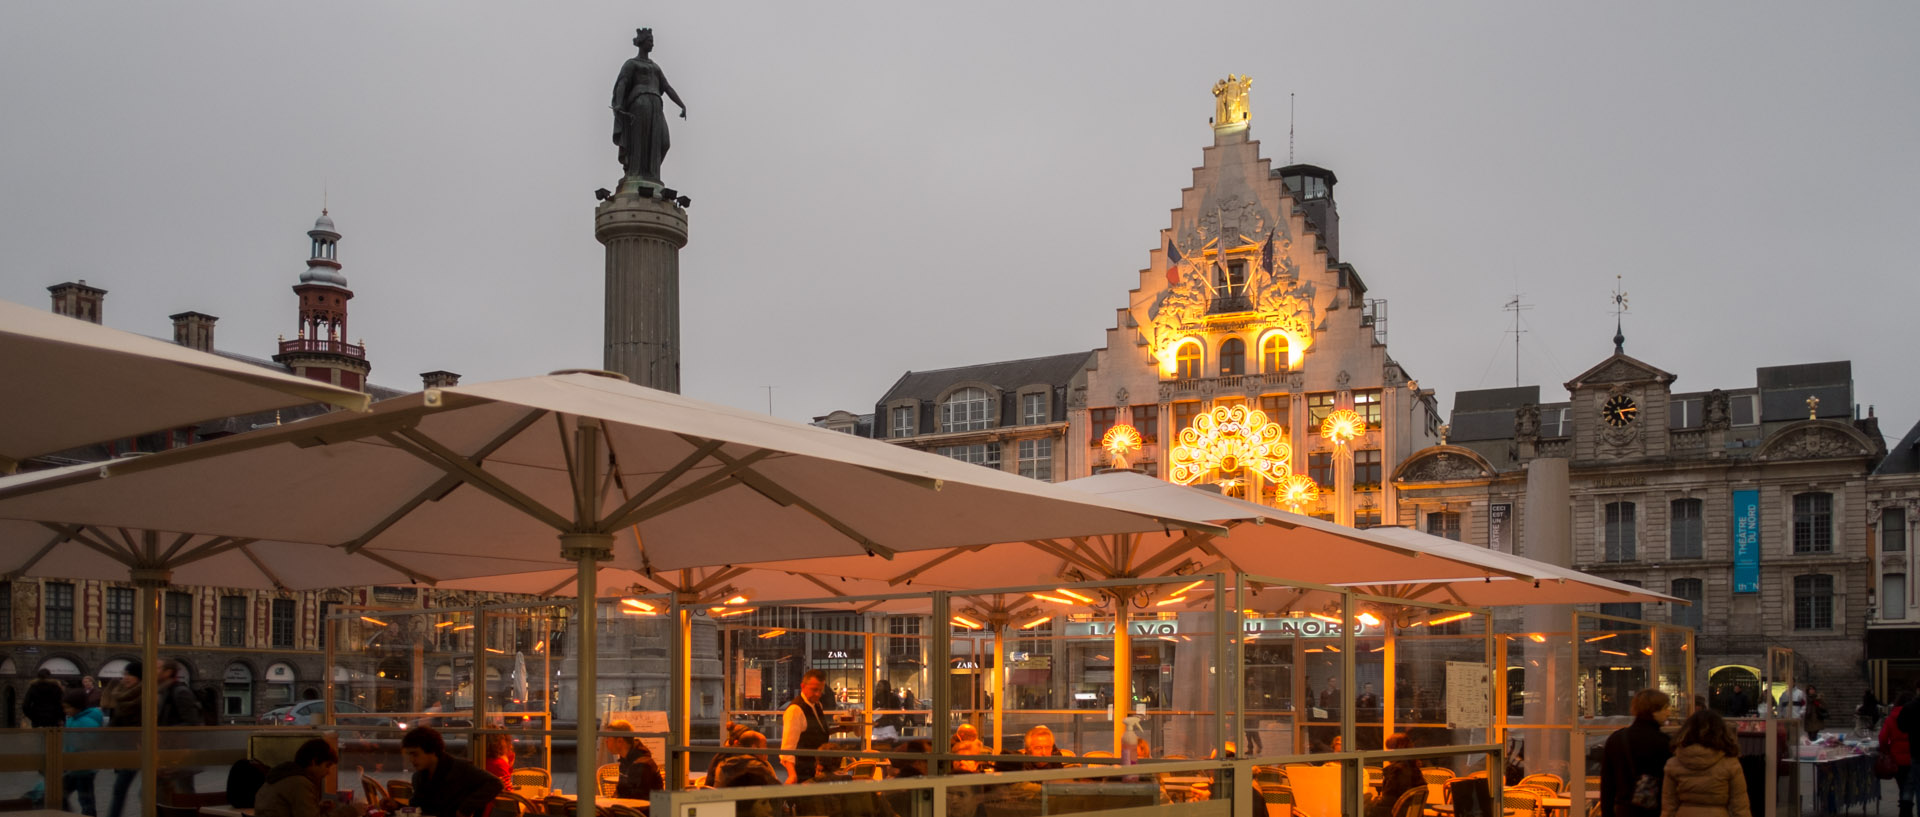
[391,726,502,817]
[257,738,366,817]
[1367,732,1423,817]
[707,721,753,783]
[893,739,931,778]
[713,730,780,792]
[605,720,665,801]
[950,723,988,773]
[997,726,1070,773]
[482,733,515,788]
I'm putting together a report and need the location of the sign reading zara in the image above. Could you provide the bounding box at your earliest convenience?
[1733,489,1760,593]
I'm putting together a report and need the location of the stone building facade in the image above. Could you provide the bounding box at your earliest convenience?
[865,352,1092,483]
[1867,418,1920,698]
[1068,95,1441,523]
[1391,352,1892,711]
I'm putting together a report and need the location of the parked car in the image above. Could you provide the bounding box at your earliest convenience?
[257,699,394,727]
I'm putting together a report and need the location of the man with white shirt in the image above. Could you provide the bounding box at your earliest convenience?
[781,669,838,783]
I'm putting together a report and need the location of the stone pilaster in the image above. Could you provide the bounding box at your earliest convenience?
[595,182,689,393]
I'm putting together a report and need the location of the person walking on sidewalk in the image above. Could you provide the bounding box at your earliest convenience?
[1603,689,1674,817]
[1886,691,1916,817]
[1661,709,1751,817]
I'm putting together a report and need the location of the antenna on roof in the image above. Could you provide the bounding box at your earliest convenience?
[1610,275,1630,355]
[1289,93,1296,164]
[1504,293,1531,387]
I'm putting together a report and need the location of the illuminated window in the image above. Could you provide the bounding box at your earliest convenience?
[940,387,992,433]
[1175,343,1202,380]
[1884,508,1907,553]
[1671,579,1704,630]
[1309,452,1333,488]
[1354,390,1382,426]
[1259,395,1291,441]
[105,587,134,644]
[1088,408,1116,447]
[937,444,1000,470]
[1021,392,1047,425]
[1130,404,1159,444]
[1260,335,1290,373]
[220,595,247,647]
[1426,511,1461,541]
[271,599,296,648]
[1354,449,1382,489]
[1172,402,1202,436]
[1792,492,1832,553]
[1307,393,1335,429]
[1018,439,1053,481]
[891,406,915,438]
[1670,498,1703,559]
[45,581,74,641]
[1219,338,1246,377]
[1605,502,1637,562]
[1793,574,1832,630]
[1212,260,1251,312]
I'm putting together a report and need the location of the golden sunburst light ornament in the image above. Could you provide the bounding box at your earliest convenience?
[1168,404,1291,485]
[1320,408,1365,445]
[1277,474,1321,512]
[1101,424,1144,470]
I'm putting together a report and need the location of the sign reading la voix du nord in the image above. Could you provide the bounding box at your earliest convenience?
[1066,618,1378,639]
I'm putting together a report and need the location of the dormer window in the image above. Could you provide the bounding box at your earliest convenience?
[940,387,992,433]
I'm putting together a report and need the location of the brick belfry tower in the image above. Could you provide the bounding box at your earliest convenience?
[595,27,690,392]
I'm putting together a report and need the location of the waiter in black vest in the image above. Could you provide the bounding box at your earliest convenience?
[780,668,840,782]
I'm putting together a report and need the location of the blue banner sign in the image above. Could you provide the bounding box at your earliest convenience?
[1734,489,1760,593]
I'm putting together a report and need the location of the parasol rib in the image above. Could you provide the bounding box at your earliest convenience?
[235,545,288,591]
[1024,539,1110,578]
[704,450,897,559]
[7,528,76,579]
[791,572,848,598]
[1133,529,1218,575]
[883,545,989,586]
[383,429,573,533]
[341,410,550,555]
[156,532,197,564]
[603,449,777,529]
[352,550,439,585]
[596,437,728,530]
[691,566,750,595]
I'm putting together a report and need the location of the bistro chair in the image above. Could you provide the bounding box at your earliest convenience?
[597,763,622,796]
[492,791,536,817]
[386,780,414,805]
[1519,773,1564,793]
[1501,789,1540,817]
[1255,765,1288,788]
[1422,768,1456,786]
[1390,786,1429,817]
[512,768,552,790]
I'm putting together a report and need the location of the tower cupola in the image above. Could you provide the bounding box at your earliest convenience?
[1276,163,1340,262]
[274,209,370,391]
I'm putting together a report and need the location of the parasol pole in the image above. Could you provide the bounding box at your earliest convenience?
[134,569,166,817]
[1112,593,1131,756]
[563,417,613,817]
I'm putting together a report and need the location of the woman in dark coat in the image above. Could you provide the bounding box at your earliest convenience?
[1602,690,1675,817]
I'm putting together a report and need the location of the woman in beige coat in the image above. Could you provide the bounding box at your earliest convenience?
[1661,709,1752,817]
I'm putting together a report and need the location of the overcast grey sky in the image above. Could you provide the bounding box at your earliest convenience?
[3,3,1916,439]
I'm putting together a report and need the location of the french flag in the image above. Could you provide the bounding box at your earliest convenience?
[1165,239,1184,286]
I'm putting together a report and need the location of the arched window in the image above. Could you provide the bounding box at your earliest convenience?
[1219,338,1246,377]
[1175,342,1202,380]
[1261,335,1290,373]
[939,387,992,433]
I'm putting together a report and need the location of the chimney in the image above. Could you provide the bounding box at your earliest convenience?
[169,311,218,353]
[421,370,462,389]
[48,280,107,324]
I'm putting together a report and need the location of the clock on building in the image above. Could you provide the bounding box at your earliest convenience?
[1602,394,1639,427]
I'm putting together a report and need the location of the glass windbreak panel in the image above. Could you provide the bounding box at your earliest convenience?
[1386,602,1493,752]
[1575,613,1661,725]
[1655,625,1693,718]
[717,605,887,764]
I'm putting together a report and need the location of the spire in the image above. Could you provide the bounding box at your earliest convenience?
[1610,275,1629,355]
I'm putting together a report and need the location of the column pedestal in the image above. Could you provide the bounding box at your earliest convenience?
[595,181,689,393]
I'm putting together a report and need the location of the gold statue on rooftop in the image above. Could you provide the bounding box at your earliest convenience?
[1212,74,1252,127]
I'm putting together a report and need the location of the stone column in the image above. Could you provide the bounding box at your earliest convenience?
[1521,458,1575,784]
[595,183,689,392]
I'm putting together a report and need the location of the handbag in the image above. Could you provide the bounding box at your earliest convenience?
[1874,750,1898,780]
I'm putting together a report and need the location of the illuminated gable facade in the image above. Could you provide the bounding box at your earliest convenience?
[1070,83,1441,524]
